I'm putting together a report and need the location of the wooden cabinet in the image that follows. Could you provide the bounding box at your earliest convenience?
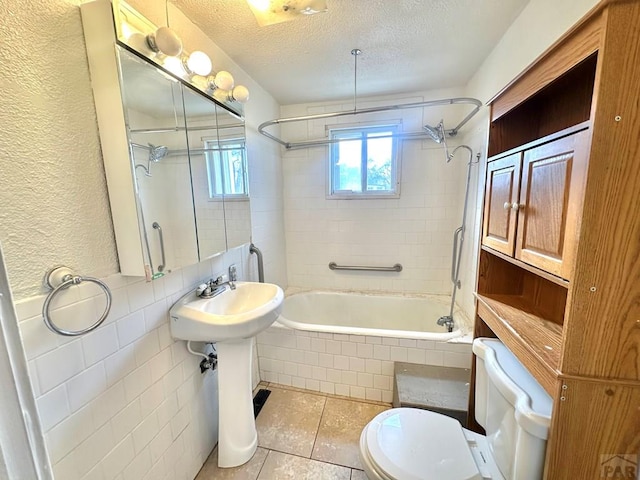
[482,153,520,256]
[471,1,640,478]
[482,131,589,280]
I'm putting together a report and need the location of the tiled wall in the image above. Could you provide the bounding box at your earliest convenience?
[280,90,470,296]
[15,247,253,480]
[257,325,472,403]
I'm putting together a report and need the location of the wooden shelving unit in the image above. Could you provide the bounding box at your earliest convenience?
[470,2,640,478]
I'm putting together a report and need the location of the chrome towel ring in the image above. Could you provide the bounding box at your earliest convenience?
[42,266,112,337]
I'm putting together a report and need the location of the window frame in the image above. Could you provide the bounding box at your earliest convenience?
[327,122,401,199]
[204,137,249,202]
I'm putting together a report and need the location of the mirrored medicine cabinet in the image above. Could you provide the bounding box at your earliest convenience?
[82,0,251,280]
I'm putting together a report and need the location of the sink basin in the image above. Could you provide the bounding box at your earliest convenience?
[170,281,284,342]
[169,281,284,468]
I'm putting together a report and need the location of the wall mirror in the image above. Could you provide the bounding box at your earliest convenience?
[98,44,251,279]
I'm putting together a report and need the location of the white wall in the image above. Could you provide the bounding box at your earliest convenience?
[0,1,286,479]
[281,89,472,296]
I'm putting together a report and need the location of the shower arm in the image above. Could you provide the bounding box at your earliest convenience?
[258,97,482,149]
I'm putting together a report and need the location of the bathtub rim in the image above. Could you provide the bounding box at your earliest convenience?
[277,287,472,342]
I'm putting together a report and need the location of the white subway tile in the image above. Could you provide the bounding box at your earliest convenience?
[390,347,408,362]
[382,390,393,403]
[19,315,58,360]
[107,287,130,323]
[326,368,342,384]
[101,435,135,479]
[303,351,319,366]
[350,386,366,399]
[270,359,284,374]
[91,382,127,428]
[357,373,374,388]
[349,357,365,373]
[342,371,357,386]
[14,296,45,322]
[177,375,199,409]
[123,364,152,403]
[365,388,382,402]
[318,353,333,368]
[132,413,160,453]
[349,335,365,344]
[150,348,173,384]
[334,355,349,370]
[149,424,172,464]
[325,340,341,354]
[373,345,390,361]
[67,362,108,412]
[297,364,312,378]
[283,362,298,376]
[365,359,382,375]
[104,344,136,386]
[291,376,306,389]
[36,341,85,393]
[82,324,119,367]
[143,300,168,332]
[46,406,94,463]
[170,407,190,440]
[416,339,435,350]
[305,379,320,391]
[320,382,335,395]
[312,366,327,381]
[382,338,399,346]
[365,336,382,345]
[311,338,326,352]
[443,351,472,368]
[277,373,292,386]
[341,342,357,357]
[156,395,178,427]
[139,381,165,419]
[127,281,155,312]
[122,447,151,480]
[407,348,426,364]
[73,422,115,477]
[333,333,349,342]
[116,311,145,347]
[335,384,350,397]
[380,361,394,376]
[374,375,391,391]
[318,333,333,340]
[36,384,70,432]
[134,331,160,367]
[425,350,444,366]
[357,343,374,359]
[398,338,417,348]
[263,371,278,382]
[111,400,142,443]
[157,325,173,351]
[295,336,311,350]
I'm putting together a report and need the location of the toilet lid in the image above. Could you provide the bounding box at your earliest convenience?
[365,408,482,480]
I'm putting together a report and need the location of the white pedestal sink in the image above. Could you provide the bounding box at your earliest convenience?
[169,281,284,467]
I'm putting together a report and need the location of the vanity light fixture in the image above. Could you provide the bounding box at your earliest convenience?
[145,26,183,56]
[246,0,327,26]
[207,71,235,91]
[183,51,213,76]
[228,85,250,103]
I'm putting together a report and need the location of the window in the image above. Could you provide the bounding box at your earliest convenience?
[329,124,400,198]
[205,138,248,200]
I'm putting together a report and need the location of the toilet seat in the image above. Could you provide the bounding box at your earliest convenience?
[360,408,504,480]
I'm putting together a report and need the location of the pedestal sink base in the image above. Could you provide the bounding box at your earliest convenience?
[216,338,258,468]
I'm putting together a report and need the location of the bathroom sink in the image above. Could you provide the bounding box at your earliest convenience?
[170,281,284,342]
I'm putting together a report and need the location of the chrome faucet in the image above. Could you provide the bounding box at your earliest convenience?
[196,276,236,298]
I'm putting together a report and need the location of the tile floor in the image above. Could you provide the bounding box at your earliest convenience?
[195,383,390,479]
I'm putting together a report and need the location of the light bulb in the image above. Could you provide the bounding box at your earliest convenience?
[163,56,186,76]
[146,26,183,57]
[212,71,235,90]
[231,85,250,103]
[186,51,212,76]
[247,0,271,11]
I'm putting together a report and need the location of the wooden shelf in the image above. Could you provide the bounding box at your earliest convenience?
[480,246,569,288]
[475,293,563,396]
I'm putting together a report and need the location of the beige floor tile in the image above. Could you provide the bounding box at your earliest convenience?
[351,470,368,480]
[195,446,269,480]
[257,450,351,480]
[256,387,326,457]
[312,397,388,469]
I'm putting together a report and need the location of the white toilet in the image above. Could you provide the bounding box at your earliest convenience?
[359,338,553,480]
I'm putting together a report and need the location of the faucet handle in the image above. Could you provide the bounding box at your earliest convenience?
[213,275,224,285]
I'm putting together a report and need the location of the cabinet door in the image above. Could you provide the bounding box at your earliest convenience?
[516,131,589,279]
[482,153,522,256]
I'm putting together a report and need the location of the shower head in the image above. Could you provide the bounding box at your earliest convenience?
[148,144,169,163]
[424,121,454,162]
[423,121,445,144]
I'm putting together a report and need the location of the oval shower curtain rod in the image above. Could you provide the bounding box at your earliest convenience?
[258,96,483,150]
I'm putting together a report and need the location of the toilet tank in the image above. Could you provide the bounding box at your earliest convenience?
[473,338,553,480]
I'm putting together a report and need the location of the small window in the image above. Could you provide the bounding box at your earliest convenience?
[205,139,248,200]
[329,124,400,198]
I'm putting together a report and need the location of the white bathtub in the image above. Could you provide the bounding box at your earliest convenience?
[257,290,472,403]
[278,290,466,340]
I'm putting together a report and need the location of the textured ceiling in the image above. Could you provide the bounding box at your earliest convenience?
[172,0,529,105]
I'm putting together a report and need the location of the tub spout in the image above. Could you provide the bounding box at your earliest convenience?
[437,315,455,333]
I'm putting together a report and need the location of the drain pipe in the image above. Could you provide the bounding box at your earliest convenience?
[249,243,264,283]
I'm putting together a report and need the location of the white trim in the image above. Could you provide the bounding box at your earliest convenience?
[0,244,52,479]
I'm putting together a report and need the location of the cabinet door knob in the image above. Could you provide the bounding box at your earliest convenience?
[511,202,524,211]
[503,202,512,210]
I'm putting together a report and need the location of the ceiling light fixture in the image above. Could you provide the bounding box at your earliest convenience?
[246,0,328,26]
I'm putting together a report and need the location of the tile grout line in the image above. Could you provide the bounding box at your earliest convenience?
[309,393,328,461]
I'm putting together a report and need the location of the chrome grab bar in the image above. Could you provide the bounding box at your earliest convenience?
[328,262,402,272]
[152,222,166,272]
[250,243,264,283]
[451,226,463,288]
